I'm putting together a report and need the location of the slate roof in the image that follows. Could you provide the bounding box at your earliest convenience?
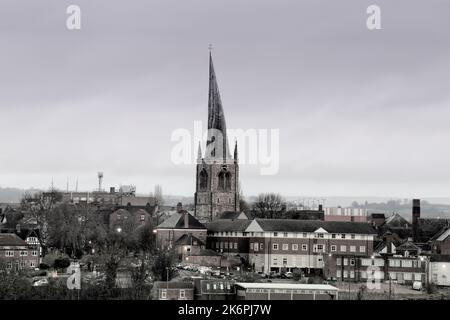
[0,233,28,246]
[219,211,248,220]
[175,234,204,246]
[396,241,420,252]
[385,213,411,228]
[370,213,386,219]
[206,219,253,232]
[255,219,378,234]
[157,213,206,229]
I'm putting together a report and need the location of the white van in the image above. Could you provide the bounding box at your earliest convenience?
[412,281,423,291]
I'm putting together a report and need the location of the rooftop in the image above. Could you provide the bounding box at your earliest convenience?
[0,233,28,246]
[235,283,339,291]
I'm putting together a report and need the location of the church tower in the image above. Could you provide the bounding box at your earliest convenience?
[194,52,240,222]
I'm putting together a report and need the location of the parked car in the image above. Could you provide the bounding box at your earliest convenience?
[412,281,423,291]
[32,278,49,287]
[283,272,293,279]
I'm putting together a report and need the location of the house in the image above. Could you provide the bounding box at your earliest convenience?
[155,211,207,250]
[235,283,339,300]
[429,255,450,287]
[430,226,450,255]
[109,207,152,232]
[152,281,194,300]
[0,233,40,271]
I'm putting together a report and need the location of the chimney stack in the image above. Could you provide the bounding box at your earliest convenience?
[412,199,420,242]
[184,212,189,228]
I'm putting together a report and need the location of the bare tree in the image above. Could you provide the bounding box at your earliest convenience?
[20,189,62,256]
[252,193,286,219]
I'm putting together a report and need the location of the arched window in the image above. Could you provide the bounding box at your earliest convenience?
[225,171,231,190]
[199,169,208,191]
[218,170,232,191]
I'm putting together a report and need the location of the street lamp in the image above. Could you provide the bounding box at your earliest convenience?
[117,227,122,233]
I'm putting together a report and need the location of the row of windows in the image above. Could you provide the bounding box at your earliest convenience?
[213,231,369,240]
[271,244,366,253]
[247,289,333,295]
[205,282,232,290]
[5,260,37,269]
[273,232,358,239]
[215,242,238,250]
[4,250,38,257]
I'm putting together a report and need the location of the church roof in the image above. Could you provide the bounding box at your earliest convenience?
[157,212,206,230]
[206,52,230,160]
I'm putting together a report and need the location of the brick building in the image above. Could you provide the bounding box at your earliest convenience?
[155,212,207,253]
[207,218,377,275]
[152,281,194,300]
[0,233,40,271]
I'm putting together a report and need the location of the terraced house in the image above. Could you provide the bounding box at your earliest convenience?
[206,219,377,275]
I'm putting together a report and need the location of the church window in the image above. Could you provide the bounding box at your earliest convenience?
[199,169,208,191]
[218,170,232,191]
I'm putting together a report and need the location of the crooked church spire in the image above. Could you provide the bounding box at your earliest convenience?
[206,52,230,160]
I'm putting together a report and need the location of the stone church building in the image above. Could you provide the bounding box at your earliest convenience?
[194,53,240,222]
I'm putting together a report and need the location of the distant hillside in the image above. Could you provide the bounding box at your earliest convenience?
[0,187,41,203]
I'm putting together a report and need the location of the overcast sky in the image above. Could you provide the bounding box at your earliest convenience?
[1,0,450,198]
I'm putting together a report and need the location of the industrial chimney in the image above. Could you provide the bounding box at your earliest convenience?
[412,199,420,242]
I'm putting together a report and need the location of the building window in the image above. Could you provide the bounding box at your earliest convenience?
[250,242,254,250]
[315,233,324,238]
[302,244,308,251]
[341,234,346,239]
[336,270,341,278]
[224,242,228,249]
[331,245,337,252]
[350,258,355,266]
[340,245,347,252]
[234,243,238,249]
[161,290,167,299]
[20,261,26,268]
[350,246,356,252]
[30,261,36,268]
[273,258,278,266]
[260,243,263,250]
[344,258,348,266]
[292,244,298,251]
[282,244,289,251]
[350,271,355,278]
[359,246,366,253]
[282,258,288,266]
[283,232,288,237]
[337,259,341,266]
[254,243,259,252]
[314,244,325,253]
[179,290,185,299]
[140,214,145,221]
[351,234,356,239]
[331,234,336,239]
[273,232,278,237]
[199,169,208,191]
[5,251,14,257]
[273,244,279,250]
[303,233,307,238]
